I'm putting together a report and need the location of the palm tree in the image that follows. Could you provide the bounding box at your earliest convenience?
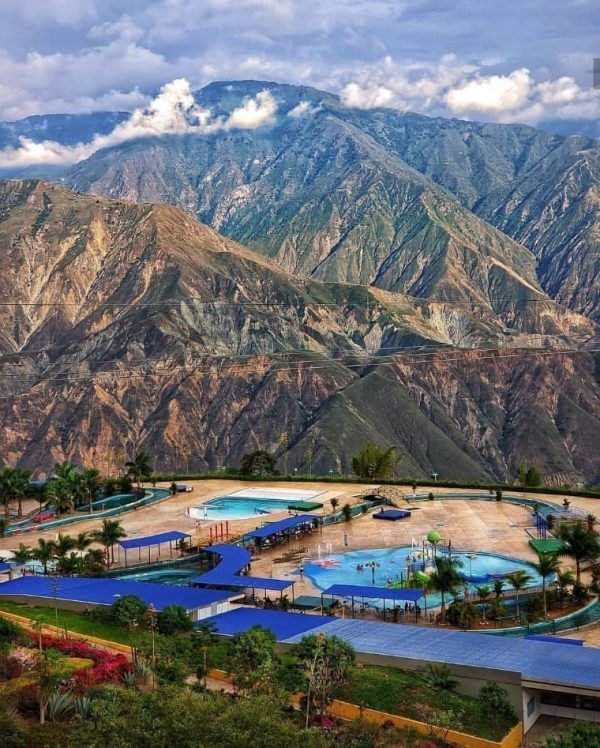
[13,542,33,565]
[558,521,600,585]
[475,585,491,622]
[454,600,479,629]
[126,451,152,493]
[92,519,126,566]
[493,578,505,598]
[506,570,533,620]
[75,531,93,553]
[82,548,107,576]
[429,556,464,622]
[0,467,30,518]
[33,539,57,575]
[556,570,575,607]
[54,533,76,575]
[193,622,219,689]
[529,552,560,618]
[487,596,507,621]
[10,468,32,517]
[352,443,402,480]
[45,463,80,516]
[80,468,101,513]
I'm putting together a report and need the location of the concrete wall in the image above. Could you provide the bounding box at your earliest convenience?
[522,688,542,733]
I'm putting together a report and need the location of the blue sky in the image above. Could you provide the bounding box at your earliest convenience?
[0,0,598,129]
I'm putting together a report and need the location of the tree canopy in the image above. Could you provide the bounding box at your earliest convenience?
[239,450,277,477]
[351,443,401,480]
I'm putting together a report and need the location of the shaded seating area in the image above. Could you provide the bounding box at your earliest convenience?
[322,583,426,622]
[118,530,192,566]
[373,509,411,521]
[244,514,320,551]
[192,543,295,601]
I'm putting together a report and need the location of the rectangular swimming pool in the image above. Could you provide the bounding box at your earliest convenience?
[191,488,324,521]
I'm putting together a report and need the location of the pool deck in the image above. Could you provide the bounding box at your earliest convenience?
[3,480,600,641]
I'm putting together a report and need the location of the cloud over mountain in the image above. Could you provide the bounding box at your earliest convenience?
[0,79,277,167]
[0,1,597,135]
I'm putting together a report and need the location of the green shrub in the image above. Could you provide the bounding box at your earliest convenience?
[157,605,193,635]
[478,682,517,724]
[111,595,148,629]
[0,618,20,644]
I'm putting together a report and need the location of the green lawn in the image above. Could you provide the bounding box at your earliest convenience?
[0,601,145,646]
[337,664,515,741]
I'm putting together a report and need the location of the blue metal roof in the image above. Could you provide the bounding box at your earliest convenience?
[119,530,191,550]
[201,544,252,574]
[193,572,293,591]
[192,544,293,591]
[324,584,424,602]
[0,576,231,612]
[284,618,600,690]
[203,607,335,639]
[246,515,320,540]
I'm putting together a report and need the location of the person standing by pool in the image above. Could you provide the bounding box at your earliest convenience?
[344,532,349,547]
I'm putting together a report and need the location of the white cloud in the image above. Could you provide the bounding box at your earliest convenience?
[0,79,278,167]
[222,90,277,129]
[341,82,395,109]
[287,101,318,118]
[444,69,532,116]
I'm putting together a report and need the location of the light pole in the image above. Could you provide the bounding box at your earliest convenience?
[431,471,438,483]
[147,604,157,691]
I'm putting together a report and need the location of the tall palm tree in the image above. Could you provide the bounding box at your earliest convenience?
[0,468,29,517]
[475,585,491,622]
[558,521,600,585]
[126,451,152,493]
[49,462,81,514]
[493,578,505,598]
[12,468,32,518]
[80,468,101,513]
[33,538,57,576]
[54,533,76,574]
[529,552,560,618]
[429,556,464,622]
[92,519,126,566]
[506,570,533,620]
[0,469,11,518]
[74,532,93,573]
[75,532,92,553]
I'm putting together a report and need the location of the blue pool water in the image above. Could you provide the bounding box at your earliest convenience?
[304,547,543,608]
[77,493,138,512]
[190,496,296,521]
[117,569,198,586]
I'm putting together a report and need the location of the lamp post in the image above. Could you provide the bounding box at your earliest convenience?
[147,603,157,691]
[431,471,439,483]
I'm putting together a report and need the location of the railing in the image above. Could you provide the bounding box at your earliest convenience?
[6,488,171,535]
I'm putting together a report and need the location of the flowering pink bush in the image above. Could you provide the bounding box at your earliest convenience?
[25,634,131,692]
[7,647,38,676]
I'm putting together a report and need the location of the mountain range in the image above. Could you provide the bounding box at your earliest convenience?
[0,80,598,484]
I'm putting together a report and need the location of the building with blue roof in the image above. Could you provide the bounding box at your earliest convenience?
[0,576,238,622]
[205,607,600,734]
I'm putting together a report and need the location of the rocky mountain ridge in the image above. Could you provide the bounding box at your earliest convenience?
[0,180,598,484]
